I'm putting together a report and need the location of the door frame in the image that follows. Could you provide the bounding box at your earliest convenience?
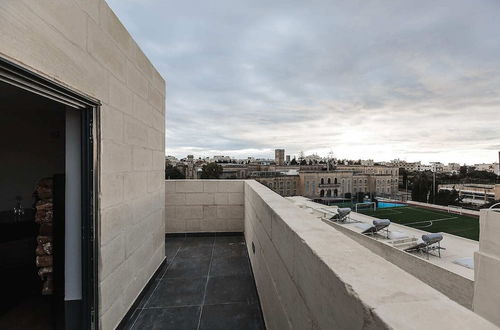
[0,57,100,330]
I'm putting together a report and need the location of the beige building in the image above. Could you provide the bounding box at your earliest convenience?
[299,166,399,199]
[251,172,300,196]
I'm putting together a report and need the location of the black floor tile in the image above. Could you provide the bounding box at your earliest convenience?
[210,256,251,277]
[177,244,213,259]
[131,306,201,330]
[205,275,258,305]
[215,235,244,243]
[199,303,265,330]
[146,277,206,308]
[213,240,247,258]
[164,257,211,278]
[184,236,215,247]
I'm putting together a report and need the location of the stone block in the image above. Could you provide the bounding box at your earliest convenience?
[176,205,203,219]
[228,192,244,205]
[127,61,148,99]
[132,146,153,171]
[152,150,166,171]
[214,193,228,205]
[87,20,127,82]
[28,0,88,49]
[203,181,219,193]
[185,193,214,205]
[148,84,164,112]
[101,203,132,246]
[101,140,132,173]
[123,171,147,201]
[218,181,244,192]
[124,115,148,147]
[176,181,203,193]
[148,127,164,151]
[165,181,176,193]
[147,170,164,193]
[165,193,185,206]
[99,1,131,54]
[100,173,124,208]
[100,260,129,314]
[109,75,133,116]
[203,205,217,220]
[101,105,123,142]
[100,235,125,280]
[217,205,244,219]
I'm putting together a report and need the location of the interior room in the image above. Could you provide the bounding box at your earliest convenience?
[0,80,82,329]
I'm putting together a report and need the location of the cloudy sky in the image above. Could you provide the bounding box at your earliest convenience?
[108,0,500,164]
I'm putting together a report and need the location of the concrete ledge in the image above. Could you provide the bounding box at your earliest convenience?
[244,180,496,329]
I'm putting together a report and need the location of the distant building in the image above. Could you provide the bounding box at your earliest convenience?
[439,184,497,206]
[275,149,285,166]
[251,171,299,196]
[286,155,291,163]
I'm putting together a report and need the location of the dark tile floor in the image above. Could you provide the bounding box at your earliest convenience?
[123,234,265,330]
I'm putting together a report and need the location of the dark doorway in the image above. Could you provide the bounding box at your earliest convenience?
[0,58,98,330]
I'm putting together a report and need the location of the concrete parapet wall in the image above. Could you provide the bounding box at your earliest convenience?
[244,180,496,330]
[165,180,245,233]
[474,209,500,326]
[328,220,474,309]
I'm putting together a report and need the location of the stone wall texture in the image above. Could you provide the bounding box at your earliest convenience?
[474,209,500,326]
[0,1,166,329]
[243,180,496,330]
[165,180,244,233]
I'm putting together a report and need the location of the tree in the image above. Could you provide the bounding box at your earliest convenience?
[200,162,223,179]
[165,164,185,179]
[290,157,298,165]
[411,171,433,202]
[435,189,460,206]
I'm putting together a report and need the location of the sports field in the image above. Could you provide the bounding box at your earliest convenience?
[358,206,479,241]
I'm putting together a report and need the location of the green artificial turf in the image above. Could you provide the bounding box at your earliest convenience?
[358,206,479,241]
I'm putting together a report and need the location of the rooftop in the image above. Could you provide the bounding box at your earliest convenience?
[123,234,264,329]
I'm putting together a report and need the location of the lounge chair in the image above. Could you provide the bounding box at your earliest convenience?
[404,233,445,258]
[360,219,391,238]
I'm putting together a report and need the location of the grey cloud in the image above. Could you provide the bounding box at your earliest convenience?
[108,0,500,163]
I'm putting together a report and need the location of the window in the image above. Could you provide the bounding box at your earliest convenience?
[327,178,331,184]
[320,178,324,184]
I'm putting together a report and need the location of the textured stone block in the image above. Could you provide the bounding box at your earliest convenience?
[176,181,203,193]
[176,205,203,219]
[185,193,215,205]
[87,21,127,81]
[165,193,185,206]
[123,171,147,201]
[217,205,244,219]
[132,146,153,171]
[124,115,148,147]
[218,181,244,192]
[100,235,125,280]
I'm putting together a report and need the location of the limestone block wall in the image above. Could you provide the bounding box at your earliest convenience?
[244,180,495,330]
[165,180,244,233]
[0,2,166,329]
[474,209,500,326]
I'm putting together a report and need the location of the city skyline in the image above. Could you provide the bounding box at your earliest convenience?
[108,0,500,164]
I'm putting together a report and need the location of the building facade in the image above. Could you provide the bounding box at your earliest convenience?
[274,149,285,166]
